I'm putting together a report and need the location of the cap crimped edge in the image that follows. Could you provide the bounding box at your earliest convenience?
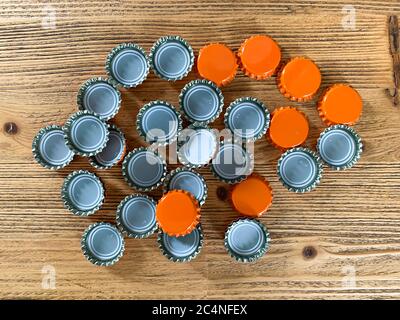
[121,147,167,191]
[77,77,122,121]
[149,35,194,81]
[198,42,238,87]
[32,125,74,170]
[89,124,127,170]
[317,84,362,126]
[210,139,255,184]
[136,100,183,146]
[156,189,201,237]
[237,35,281,80]
[277,147,323,193]
[61,170,104,216]
[224,218,270,263]
[63,110,110,157]
[105,42,150,88]
[178,79,224,126]
[163,167,208,206]
[177,124,218,169]
[229,173,273,218]
[224,96,270,142]
[116,193,158,238]
[81,222,125,267]
[157,224,204,262]
[316,124,363,170]
[277,56,321,102]
[267,106,309,151]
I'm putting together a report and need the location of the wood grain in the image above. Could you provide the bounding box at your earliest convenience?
[0,0,400,299]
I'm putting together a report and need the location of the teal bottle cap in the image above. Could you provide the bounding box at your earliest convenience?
[224,218,270,263]
[224,97,270,142]
[63,111,109,157]
[136,100,182,146]
[317,124,362,170]
[178,125,218,168]
[89,125,126,169]
[81,222,125,266]
[277,147,323,192]
[116,194,157,238]
[211,141,254,184]
[163,167,208,206]
[32,125,74,169]
[179,79,224,125]
[61,170,104,216]
[149,35,194,81]
[77,77,121,121]
[105,43,149,88]
[158,224,204,262]
[121,147,167,191]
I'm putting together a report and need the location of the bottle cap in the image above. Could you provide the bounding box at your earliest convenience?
[277,147,323,192]
[268,106,309,150]
[158,224,204,262]
[177,125,218,168]
[136,100,182,146]
[197,43,238,86]
[32,125,74,170]
[156,190,201,237]
[77,77,121,121]
[63,111,109,157]
[61,170,104,216]
[224,218,270,263]
[317,124,362,170]
[318,84,362,126]
[89,125,126,169]
[163,167,208,206]
[149,36,194,81]
[121,147,167,191]
[278,57,321,102]
[116,194,158,238]
[179,79,224,125]
[224,97,270,142]
[230,174,273,217]
[81,222,125,266]
[211,141,254,184]
[105,43,149,88]
[238,35,281,79]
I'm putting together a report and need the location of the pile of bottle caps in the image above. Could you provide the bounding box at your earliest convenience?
[33,35,363,266]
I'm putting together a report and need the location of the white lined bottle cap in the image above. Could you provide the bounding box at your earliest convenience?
[81,222,125,266]
[317,125,362,170]
[32,125,74,169]
[105,43,149,88]
[89,125,126,169]
[61,170,104,216]
[121,147,167,191]
[116,194,158,238]
[277,147,323,192]
[163,167,208,206]
[77,77,121,121]
[149,36,194,81]
[63,111,109,157]
[224,97,270,141]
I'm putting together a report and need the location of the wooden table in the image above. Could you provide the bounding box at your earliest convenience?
[0,0,399,300]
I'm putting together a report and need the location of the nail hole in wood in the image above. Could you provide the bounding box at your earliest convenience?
[216,186,228,201]
[3,122,18,135]
[302,246,317,260]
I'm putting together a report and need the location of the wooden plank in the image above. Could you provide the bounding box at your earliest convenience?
[0,0,400,299]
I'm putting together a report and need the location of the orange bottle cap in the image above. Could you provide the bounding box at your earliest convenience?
[230,174,273,217]
[278,57,321,102]
[238,35,281,80]
[268,107,309,150]
[318,84,362,125]
[156,190,200,237]
[197,43,238,86]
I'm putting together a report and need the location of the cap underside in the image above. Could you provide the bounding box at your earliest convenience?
[120,196,156,234]
[94,130,124,166]
[153,40,191,78]
[85,225,123,261]
[39,129,73,166]
[227,221,266,257]
[67,174,103,210]
[141,104,179,142]
[70,115,107,153]
[168,171,205,202]
[212,144,252,180]
[279,151,318,188]
[319,129,357,167]
[182,84,219,121]
[161,227,200,258]
[111,48,148,86]
[127,151,164,187]
[179,129,217,165]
